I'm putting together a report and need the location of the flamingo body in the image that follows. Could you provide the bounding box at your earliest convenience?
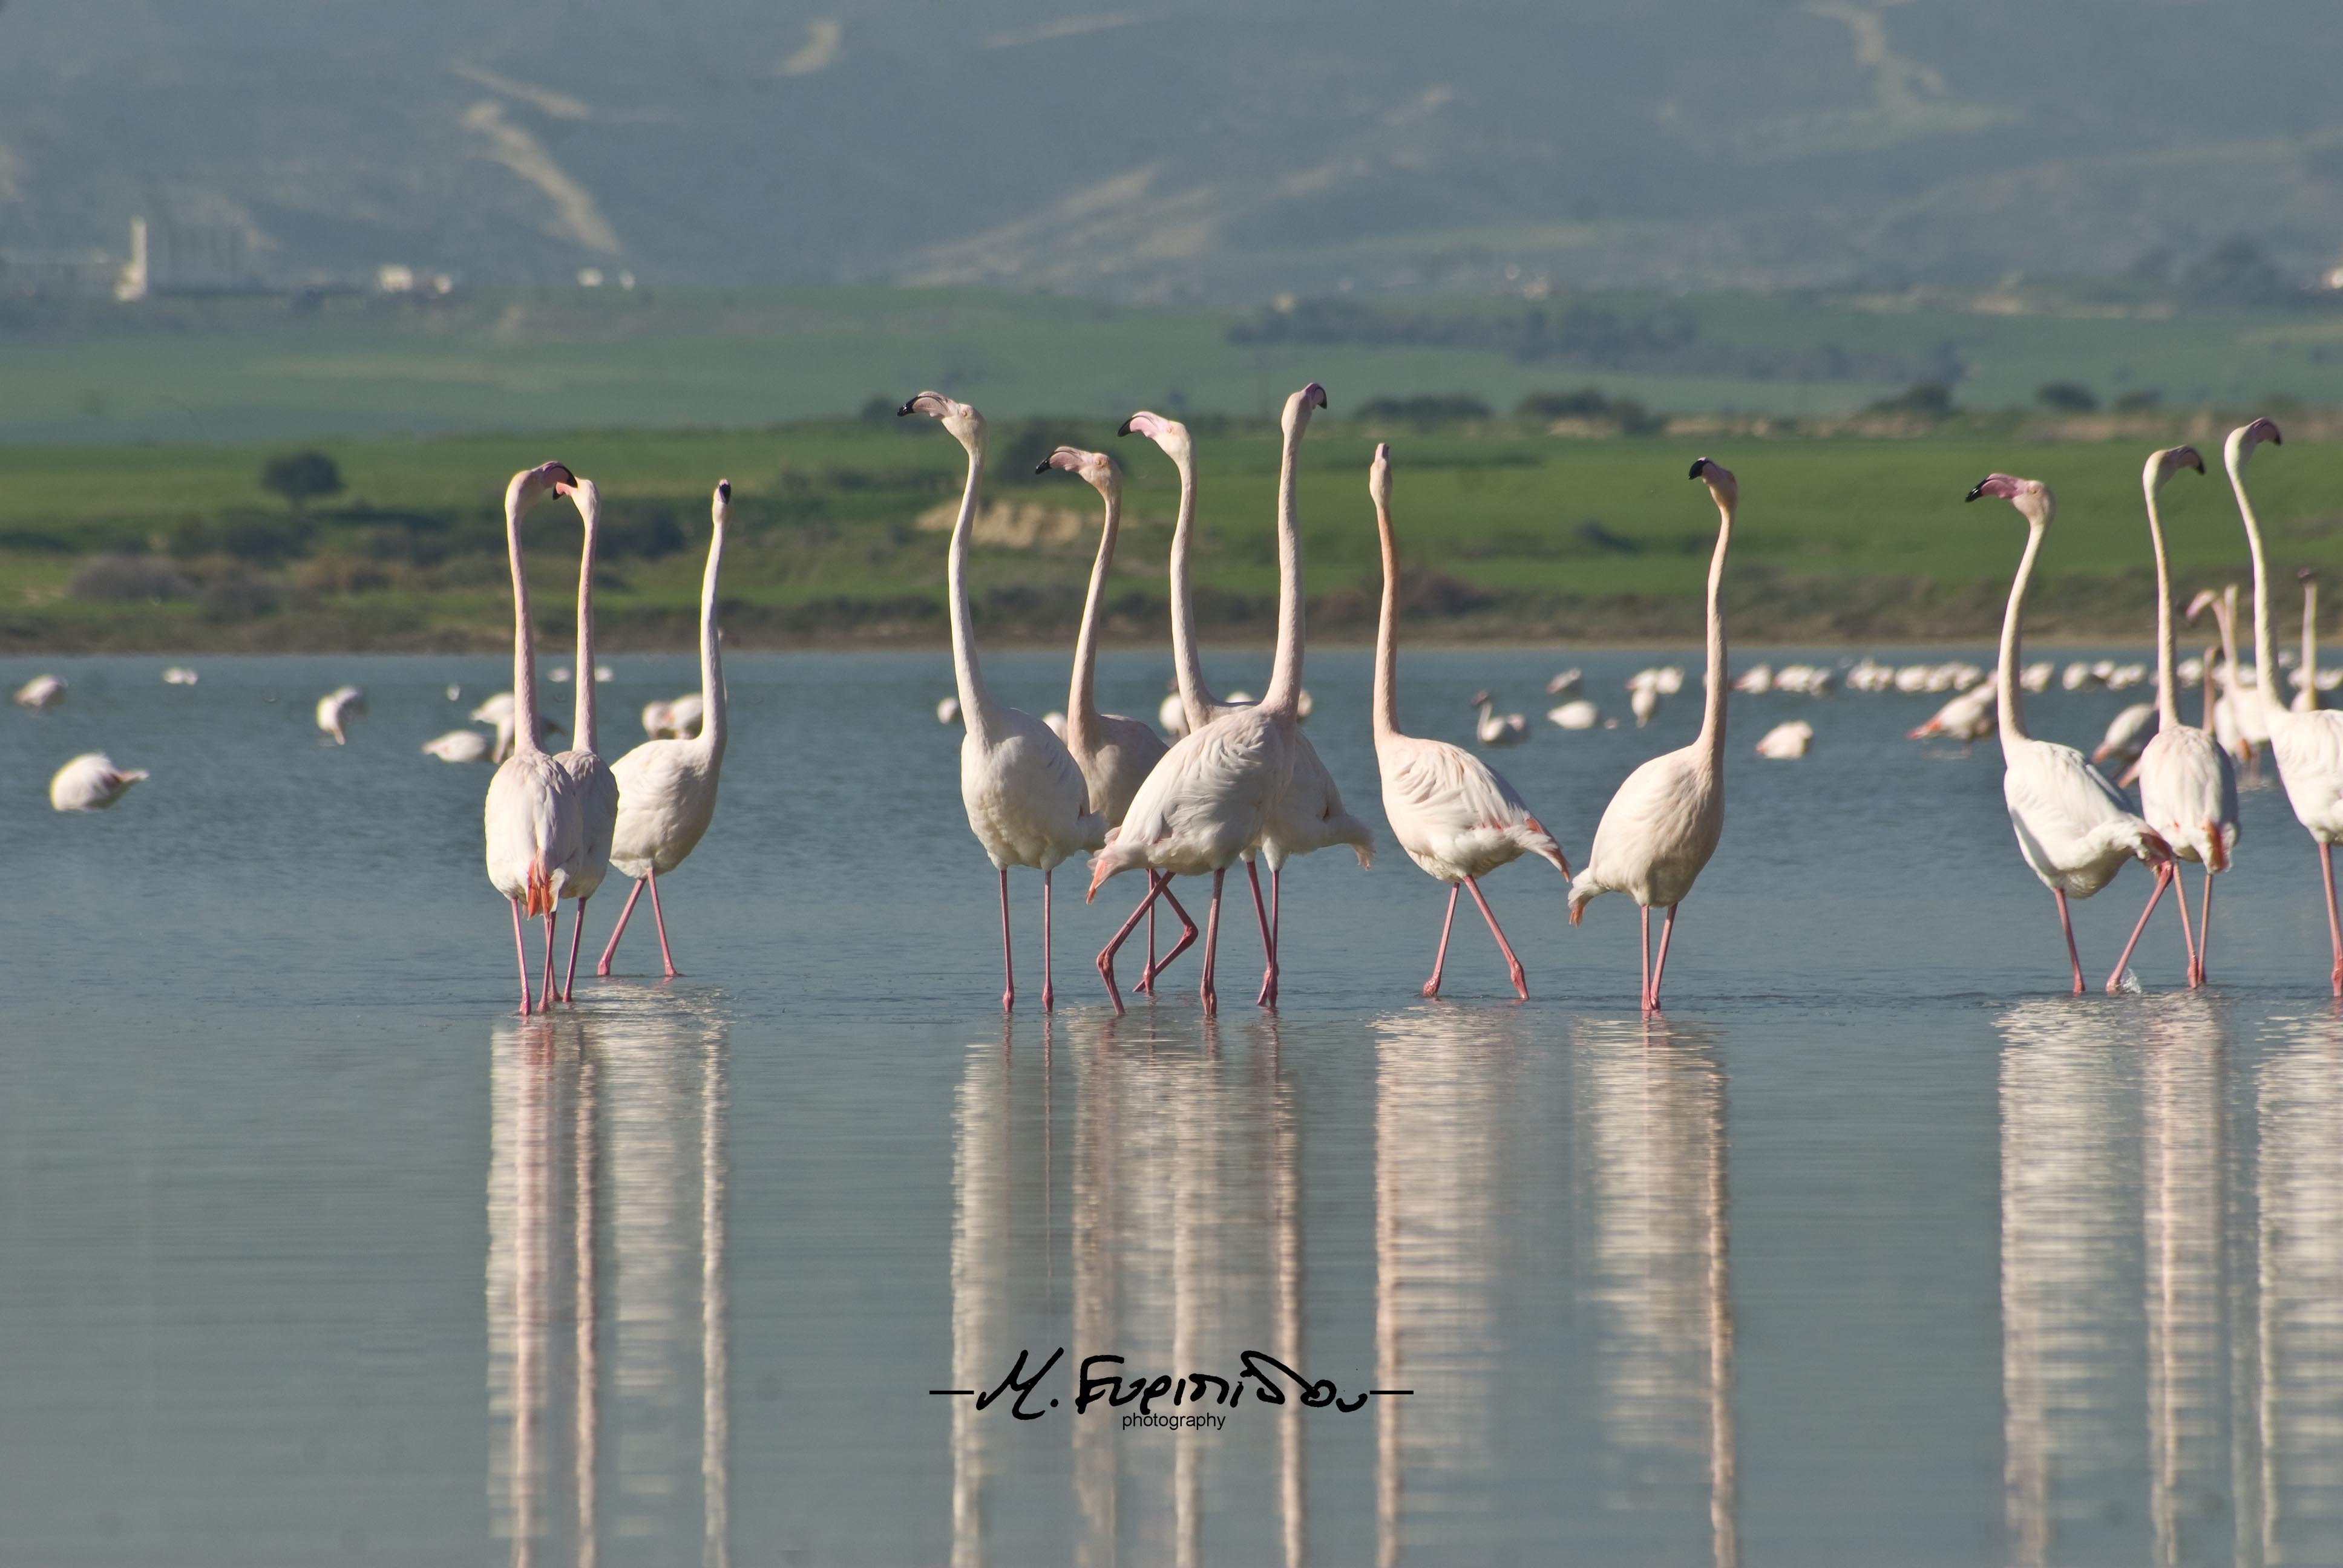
[49,752,147,811]
[423,730,494,763]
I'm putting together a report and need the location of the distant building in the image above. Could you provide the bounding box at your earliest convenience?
[116,215,258,299]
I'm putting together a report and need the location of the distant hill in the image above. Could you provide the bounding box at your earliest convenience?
[2,1,2341,299]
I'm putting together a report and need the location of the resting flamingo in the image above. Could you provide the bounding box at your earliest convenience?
[1035,445,1199,1008]
[482,461,584,1014]
[1115,391,1368,1006]
[598,481,732,980]
[902,391,1104,1010]
[2224,418,2343,993]
[1089,386,1335,1010]
[15,674,65,710]
[49,753,147,811]
[316,685,365,745]
[1962,472,2171,994]
[1470,692,1529,746]
[1368,443,1569,999]
[547,478,620,1003]
[1568,460,1736,1011]
[2104,447,2236,991]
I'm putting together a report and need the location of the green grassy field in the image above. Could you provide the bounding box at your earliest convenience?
[5,411,2339,652]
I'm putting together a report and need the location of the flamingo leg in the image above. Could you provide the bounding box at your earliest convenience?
[2105,863,2173,993]
[998,867,1015,1012]
[1247,861,1278,1008]
[1639,905,1653,1012]
[1095,873,1168,1014]
[510,897,534,1016]
[1143,896,1156,995]
[1463,877,1529,1001]
[597,877,647,977]
[1200,867,1225,1014]
[2196,867,2216,988]
[1421,885,1460,999]
[560,896,588,1003]
[1041,868,1056,1013]
[644,868,680,978]
[1139,877,1200,990]
[2322,842,2343,996]
[1648,903,1681,1013]
[2172,863,2198,988]
[540,909,560,1014]
[2053,889,2084,996]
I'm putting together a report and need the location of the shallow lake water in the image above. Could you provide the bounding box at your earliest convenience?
[4,647,2342,1566]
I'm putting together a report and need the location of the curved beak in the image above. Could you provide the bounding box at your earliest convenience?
[1116,417,1135,437]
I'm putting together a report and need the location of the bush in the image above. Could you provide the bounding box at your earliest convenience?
[71,554,195,602]
[1515,387,1662,435]
[2113,389,2163,413]
[1866,382,1955,417]
[170,511,313,563]
[2036,381,2099,412]
[1354,394,1492,425]
[260,450,344,511]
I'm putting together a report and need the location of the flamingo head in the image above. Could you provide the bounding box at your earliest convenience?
[1688,456,1738,509]
[1369,442,1392,512]
[1280,382,1328,438]
[712,479,730,529]
[506,461,577,514]
[2301,566,2318,584]
[898,391,985,449]
[2147,446,2205,491]
[2226,417,2282,472]
[562,475,599,526]
[1117,410,1193,466]
[1965,472,2054,527]
[1035,445,1119,501]
[1468,688,1492,708]
[2184,587,2221,624]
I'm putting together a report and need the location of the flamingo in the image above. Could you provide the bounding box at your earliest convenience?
[936,696,962,726]
[1470,692,1529,746]
[482,461,584,1015]
[1962,473,2171,995]
[474,691,562,762]
[548,477,620,1003]
[2224,417,2343,993]
[2293,568,2322,713]
[1909,679,1997,751]
[423,730,494,763]
[1568,460,1738,1012]
[14,674,64,710]
[2187,589,2252,764]
[641,694,706,740]
[902,391,1104,1010]
[1090,386,1338,1011]
[1035,445,1199,1003]
[1754,720,1812,759]
[48,752,147,811]
[2090,703,2158,771]
[1367,443,1569,999]
[1545,668,1583,697]
[1115,392,1369,1007]
[316,685,366,744]
[1548,699,1599,730]
[2103,447,2236,992]
[162,667,198,686]
[598,481,732,980]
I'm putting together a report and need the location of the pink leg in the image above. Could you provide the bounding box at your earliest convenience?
[597,877,647,977]
[560,897,588,1003]
[644,868,680,978]
[2172,863,2197,988]
[2105,863,2173,993]
[2053,890,2084,996]
[1648,903,1681,1013]
[1463,877,1529,1001]
[510,897,534,1016]
[998,867,1015,1011]
[539,909,560,1014]
[1639,905,1653,1012]
[1199,867,1226,1014]
[1095,874,1168,1014]
[1139,877,1200,990]
[2322,843,2343,996]
[1422,885,1460,998]
[1144,895,1157,995]
[2196,868,2215,987]
[1247,861,1279,1008]
[1041,868,1056,1013]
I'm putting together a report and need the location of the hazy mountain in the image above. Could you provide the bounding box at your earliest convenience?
[2,0,2339,299]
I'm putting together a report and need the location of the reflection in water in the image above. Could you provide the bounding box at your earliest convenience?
[2141,996,2229,1567]
[1570,1018,1737,1568]
[487,1001,730,1567]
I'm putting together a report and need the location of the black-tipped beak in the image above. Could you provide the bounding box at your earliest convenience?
[2191,456,2206,473]
[1687,460,1706,480]
[1964,480,1988,502]
[717,480,731,501]
[1116,417,1135,437]
[896,399,916,417]
[1034,460,1052,475]
[2273,431,2285,446]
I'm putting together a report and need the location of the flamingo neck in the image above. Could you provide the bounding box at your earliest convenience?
[1996,520,2045,742]
[945,438,992,736]
[2145,483,2180,731]
[1371,498,1401,743]
[2229,456,2282,724]
[1259,415,1308,718]
[2203,642,2218,730]
[507,489,543,756]
[571,498,599,755]
[2215,596,2243,714]
[1067,487,1118,748]
[696,518,727,759]
[1165,446,1219,732]
[2304,583,2320,704]
[1692,496,1732,766]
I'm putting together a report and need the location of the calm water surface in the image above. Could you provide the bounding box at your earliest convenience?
[4,648,2342,1566]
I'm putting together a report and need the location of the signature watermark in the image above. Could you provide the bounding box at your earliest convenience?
[931,1349,1411,1428]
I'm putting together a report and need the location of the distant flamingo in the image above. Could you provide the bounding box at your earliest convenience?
[423,730,494,763]
[598,482,732,980]
[1035,445,1198,1005]
[48,752,147,811]
[549,478,619,1003]
[474,691,562,762]
[482,462,584,1015]
[2104,447,2236,991]
[1962,472,2171,994]
[15,674,65,710]
[1470,691,1529,746]
[903,391,1104,1010]
[1368,443,1569,999]
[2224,418,2343,993]
[2091,703,2157,772]
[1091,387,1334,1011]
[1754,719,1812,759]
[1568,460,1737,1011]
[316,685,366,745]
[2293,568,2322,712]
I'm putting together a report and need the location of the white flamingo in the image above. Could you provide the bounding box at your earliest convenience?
[641,694,706,741]
[1470,691,1529,746]
[474,690,561,762]
[1908,679,1997,751]
[548,477,620,1002]
[1568,460,1737,1012]
[2104,446,2236,991]
[482,461,585,1015]
[1367,443,1568,999]
[1090,387,1337,1011]
[14,674,65,710]
[1547,699,1599,730]
[423,730,494,763]
[316,685,366,745]
[49,752,147,811]
[1035,445,1199,1007]
[1545,667,1583,697]
[2225,417,2343,993]
[1963,472,2171,994]
[2090,702,2158,771]
[1114,392,1368,1007]
[598,481,732,979]
[902,391,1103,1010]
[1754,719,1812,759]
